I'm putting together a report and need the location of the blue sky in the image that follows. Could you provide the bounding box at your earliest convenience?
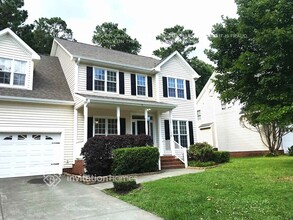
[23,0,237,63]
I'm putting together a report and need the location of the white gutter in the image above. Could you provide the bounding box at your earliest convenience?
[0,96,74,105]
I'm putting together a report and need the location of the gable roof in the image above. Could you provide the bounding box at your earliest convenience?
[53,38,161,69]
[0,55,73,103]
[196,72,218,103]
[0,28,40,60]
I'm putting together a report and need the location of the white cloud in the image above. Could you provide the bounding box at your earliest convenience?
[23,0,237,63]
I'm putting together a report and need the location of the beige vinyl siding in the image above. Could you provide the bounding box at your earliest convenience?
[78,64,156,101]
[54,45,76,95]
[77,108,84,142]
[0,101,74,167]
[0,33,33,90]
[159,55,197,145]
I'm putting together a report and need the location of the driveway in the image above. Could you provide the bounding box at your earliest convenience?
[0,175,161,220]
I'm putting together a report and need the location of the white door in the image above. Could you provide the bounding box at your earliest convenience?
[0,133,63,178]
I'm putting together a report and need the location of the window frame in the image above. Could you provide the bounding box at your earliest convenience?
[93,67,118,93]
[136,74,147,96]
[167,76,186,99]
[0,57,27,88]
[94,117,118,136]
[172,120,189,147]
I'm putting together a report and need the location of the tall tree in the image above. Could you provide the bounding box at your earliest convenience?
[153,25,199,59]
[31,17,74,54]
[92,22,141,54]
[205,0,293,154]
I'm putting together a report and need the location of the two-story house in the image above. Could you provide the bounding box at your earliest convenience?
[0,28,199,178]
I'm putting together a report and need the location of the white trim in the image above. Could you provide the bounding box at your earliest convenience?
[155,51,200,79]
[92,66,119,94]
[51,39,73,60]
[93,116,118,136]
[74,58,80,93]
[136,74,148,97]
[155,73,160,101]
[165,76,186,100]
[83,100,90,142]
[172,119,190,148]
[117,106,121,135]
[0,95,74,105]
[0,28,40,60]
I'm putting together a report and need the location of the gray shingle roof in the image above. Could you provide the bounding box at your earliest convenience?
[55,38,161,69]
[0,55,73,101]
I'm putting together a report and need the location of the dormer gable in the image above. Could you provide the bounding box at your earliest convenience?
[0,28,40,90]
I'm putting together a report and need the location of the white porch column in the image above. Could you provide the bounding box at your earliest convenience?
[117,106,121,135]
[169,110,175,156]
[73,108,78,160]
[144,108,149,135]
[157,111,163,156]
[83,101,89,143]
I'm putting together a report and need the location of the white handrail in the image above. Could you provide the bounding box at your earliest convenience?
[173,140,188,168]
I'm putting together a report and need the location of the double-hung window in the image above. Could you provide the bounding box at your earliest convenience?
[0,57,27,86]
[137,75,146,96]
[173,120,188,147]
[95,118,117,135]
[167,77,185,98]
[94,68,117,93]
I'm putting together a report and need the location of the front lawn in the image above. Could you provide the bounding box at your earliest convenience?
[111,156,293,219]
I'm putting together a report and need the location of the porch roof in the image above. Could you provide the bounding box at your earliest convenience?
[76,93,176,111]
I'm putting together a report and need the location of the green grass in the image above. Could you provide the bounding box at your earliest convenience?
[110,156,293,220]
[188,160,216,167]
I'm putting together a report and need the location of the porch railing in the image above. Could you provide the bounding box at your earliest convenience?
[162,140,188,168]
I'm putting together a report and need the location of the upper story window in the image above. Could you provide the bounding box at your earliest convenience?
[137,75,146,96]
[167,77,185,98]
[94,68,117,93]
[0,58,26,86]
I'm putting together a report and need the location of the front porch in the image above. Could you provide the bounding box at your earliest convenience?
[73,95,188,168]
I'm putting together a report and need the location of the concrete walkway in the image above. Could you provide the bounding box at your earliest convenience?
[91,168,204,190]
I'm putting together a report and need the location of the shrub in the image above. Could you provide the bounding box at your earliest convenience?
[212,151,230,163]
[113,179,137,192]
[188,142,214,162]
[81,135,153,176]
[112,147,159,175]
[287,146,293,156]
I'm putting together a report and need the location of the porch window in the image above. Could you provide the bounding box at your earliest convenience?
[0,57,27,86]
[167,77,185,98]
[173,120,188,147]
[137,75,146,96]
[94,118,117,135]
[94,68,117,93]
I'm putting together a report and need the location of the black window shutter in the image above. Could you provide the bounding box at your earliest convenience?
[164,120,170,140]
[163,77,168,97]
[119,72,125,94]
[188,121,194,145]
[186,80,191,100]
[87,117,93,139]
[120,118,126,135]
[147,76,153,97]
[86,66,93,91]
[131,74,136,95]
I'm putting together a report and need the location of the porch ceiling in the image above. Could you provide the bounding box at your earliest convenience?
[76,93,176,112]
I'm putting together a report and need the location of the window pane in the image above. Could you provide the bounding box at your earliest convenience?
[14,60,26,73]
[0,58,12,72]
[179,121,187,134]
[108,119,117,135]
[137,75,146,86]
[13,73,25,86]
[0,72,10,84]
[173,120,178,135]
[107,71,116,82]
[107,82,116,92]
[94,80,104,91]
[95,118,106,135]
[174,135,179,143]
[168,78,175,88]
[177,79,184,89]
[137,86,146,95]
[180,135,188,147]
[168,88,176,97]
[94,68,105,80]
[177,89,184,98]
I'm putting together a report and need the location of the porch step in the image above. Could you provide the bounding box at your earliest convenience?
[160,156,185,169]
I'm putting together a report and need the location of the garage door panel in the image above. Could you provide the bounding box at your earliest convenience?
[0,133,63,178]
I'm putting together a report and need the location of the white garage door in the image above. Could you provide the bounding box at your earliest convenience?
[0,133,63,178]
[199,127,214,147]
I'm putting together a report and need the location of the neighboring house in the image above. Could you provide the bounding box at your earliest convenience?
[0,28,199,178]
[196,73,293,155]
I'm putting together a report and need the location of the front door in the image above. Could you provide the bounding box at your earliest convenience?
[132,115,153,136]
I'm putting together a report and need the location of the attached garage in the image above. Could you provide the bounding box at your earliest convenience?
[0,133,63,178]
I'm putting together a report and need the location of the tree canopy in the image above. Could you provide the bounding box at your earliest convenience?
[31,17,74,54]
[206,0,293,153]
[92,22,141,54]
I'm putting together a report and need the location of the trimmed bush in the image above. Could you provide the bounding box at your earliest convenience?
[113,179,137,192]
[188,142,214,162]
[112,147,159,175]
[288,146,293,156]
[213,151,230,163]
[81,135,153,176]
